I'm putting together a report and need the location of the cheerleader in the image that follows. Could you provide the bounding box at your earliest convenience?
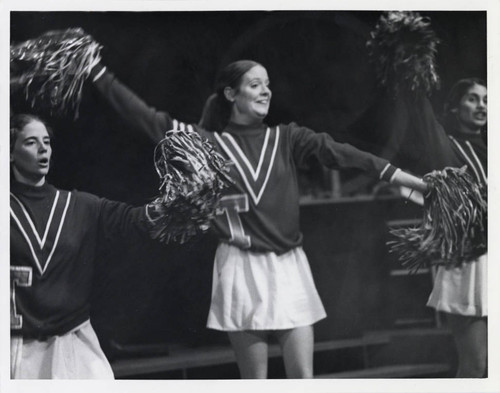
[365,11,487,378]
[89,58,428,378]
[9,114,167,379]
[425,79,487,377]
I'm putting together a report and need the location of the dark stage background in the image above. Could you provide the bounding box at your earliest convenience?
[10,11,486,355]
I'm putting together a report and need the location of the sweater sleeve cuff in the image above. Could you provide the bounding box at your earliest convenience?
[379,163,399,183]
[145,203,157,224]
[90,63,106,83]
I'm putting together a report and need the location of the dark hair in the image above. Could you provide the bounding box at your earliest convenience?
[199,60,262,131]
[442,78,487,133]
[10,113,53,152]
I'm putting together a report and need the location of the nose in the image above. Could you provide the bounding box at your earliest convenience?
[262,85,271,97]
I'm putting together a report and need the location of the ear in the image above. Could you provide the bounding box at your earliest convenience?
[450,108,458,114]
[223,87,236,103]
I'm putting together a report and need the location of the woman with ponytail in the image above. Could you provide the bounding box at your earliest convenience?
[90,57,427,378]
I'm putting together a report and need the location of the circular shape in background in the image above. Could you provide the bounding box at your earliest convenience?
[219,11,378,137]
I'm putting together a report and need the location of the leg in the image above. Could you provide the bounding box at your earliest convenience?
[446,313,487,378]
[11,336,22,379]
[227,330,269,379]
[275,325,314,378]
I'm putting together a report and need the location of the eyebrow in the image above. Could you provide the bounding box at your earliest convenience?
[466,93,486,98]
[22,136,50,142]
[247,77,269,83]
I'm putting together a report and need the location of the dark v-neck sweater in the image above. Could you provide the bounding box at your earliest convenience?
[94,69,399,254]
[10,180,150,338]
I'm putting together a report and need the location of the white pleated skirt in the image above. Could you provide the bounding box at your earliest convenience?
[207,243,327,331]
[427,254,487,317]
[11,319,114,379]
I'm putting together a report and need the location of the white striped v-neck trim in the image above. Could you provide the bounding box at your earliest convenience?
[449,135,487,185]
[465,140,487,185]
[222,128,271,181]
[10,191,60,249]
[215,127,280,205]
[10,191,72,275]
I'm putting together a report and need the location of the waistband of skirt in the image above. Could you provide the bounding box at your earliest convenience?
[11,319,91,341]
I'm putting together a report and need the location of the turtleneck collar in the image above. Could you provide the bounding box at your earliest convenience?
[224,120,267,135]
[450,127,485,144]
[10,178,57,199]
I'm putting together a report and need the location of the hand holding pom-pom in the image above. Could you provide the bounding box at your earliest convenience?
[10,28,102,118]
[146,129,233,244]
[389,166,487,272]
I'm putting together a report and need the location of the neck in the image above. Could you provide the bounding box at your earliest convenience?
[457,127,481,136]
[455,121,482,136]
[230,114,264,127]
[12,168,46,187]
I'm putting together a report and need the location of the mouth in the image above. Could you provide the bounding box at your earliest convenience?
[474,112,487,121]
[38,158,49,167]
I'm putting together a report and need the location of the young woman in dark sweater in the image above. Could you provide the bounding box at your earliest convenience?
[10,114,164,379]
[425,79,487,378]
[89,59,428,378]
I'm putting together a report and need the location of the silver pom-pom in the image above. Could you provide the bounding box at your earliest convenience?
[148,129,233,244]
[11,28,102,118]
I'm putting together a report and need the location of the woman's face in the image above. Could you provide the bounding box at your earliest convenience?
[454,84,487,132]
[227,65,272,124]
[10,120,52,184]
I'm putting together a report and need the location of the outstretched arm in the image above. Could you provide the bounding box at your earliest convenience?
[290,123,428,193]
[91,63,188,144]
[386,93,459,175]
[390,169,428,194]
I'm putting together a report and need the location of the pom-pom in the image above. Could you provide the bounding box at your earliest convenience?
[366,11,440,95]
[389,167,487,273]
[147,129,233,244]
[10,28,102,118]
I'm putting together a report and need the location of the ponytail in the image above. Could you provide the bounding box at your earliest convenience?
[198,59,261,131]
[198,93,231,131]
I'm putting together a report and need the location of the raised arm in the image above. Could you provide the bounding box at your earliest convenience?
[386,92,459,175]
[91,63,178,144]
